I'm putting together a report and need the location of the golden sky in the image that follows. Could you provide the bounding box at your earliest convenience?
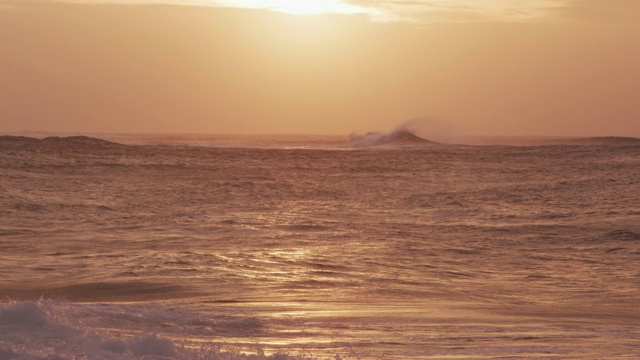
[1,0,639,136]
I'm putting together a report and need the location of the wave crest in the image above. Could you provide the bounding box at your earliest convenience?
[346,130,439,148]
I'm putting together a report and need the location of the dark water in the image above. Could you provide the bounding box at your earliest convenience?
[1,135,639,359]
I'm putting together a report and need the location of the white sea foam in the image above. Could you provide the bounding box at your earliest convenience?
[0,300,324,360]
[0,301,48,328]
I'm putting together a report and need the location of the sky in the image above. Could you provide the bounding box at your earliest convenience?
[1,0,639,137]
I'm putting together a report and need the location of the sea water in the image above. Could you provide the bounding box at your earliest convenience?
[0,134,639,359]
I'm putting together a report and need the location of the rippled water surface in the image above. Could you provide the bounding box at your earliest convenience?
[1,136,639,359]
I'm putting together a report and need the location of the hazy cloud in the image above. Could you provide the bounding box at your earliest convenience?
[29,0,572,23]
[345,0,570,22]
[555,0,640,22]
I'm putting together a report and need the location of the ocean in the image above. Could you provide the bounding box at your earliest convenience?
[0,133,639,359]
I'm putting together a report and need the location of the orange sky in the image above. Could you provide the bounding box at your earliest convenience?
[1,0,639,137]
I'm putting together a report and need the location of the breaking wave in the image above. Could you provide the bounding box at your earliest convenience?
[346,130,439,148]
[0,299,333,360]
[344,118,457,148]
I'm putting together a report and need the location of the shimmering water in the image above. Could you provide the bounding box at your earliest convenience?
[1,135,639,359]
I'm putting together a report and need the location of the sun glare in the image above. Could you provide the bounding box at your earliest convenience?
[211,0,568,22]
[269,0,361,15]
[216,0,371,16]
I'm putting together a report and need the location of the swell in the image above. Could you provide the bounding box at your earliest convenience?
[560,136,640,146]
[1,281,197,302]
[3,134,638,150]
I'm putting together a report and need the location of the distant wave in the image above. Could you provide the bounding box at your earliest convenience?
[2,134,638,150]
[458,135,640,146]
[516,136,640,146]
[0,135,40,144]
[0,135,125,150]
[346,129,440,148]
[41,135,122,147]
[557,136,640,146]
